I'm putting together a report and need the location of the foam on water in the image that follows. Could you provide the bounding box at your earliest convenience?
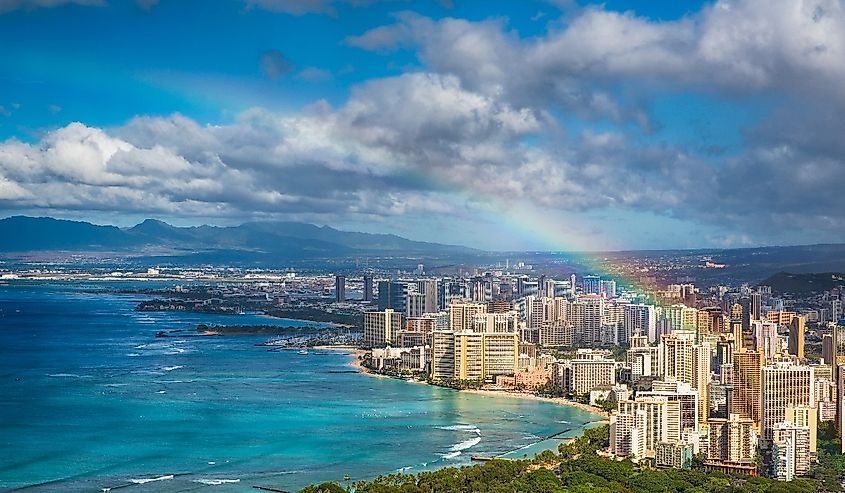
[192,479,240,485]
[437,424,481,435]
[449,436,482,452]
[129,475,173,484]
[47,373,92,378]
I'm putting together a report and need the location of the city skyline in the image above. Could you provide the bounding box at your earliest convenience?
[1,0,844,251]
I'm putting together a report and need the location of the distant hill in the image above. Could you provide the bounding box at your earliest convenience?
[0,216,476,259]
[760,271,845,295]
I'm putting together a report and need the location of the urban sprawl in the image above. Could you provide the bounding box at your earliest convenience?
[355,271,844,481]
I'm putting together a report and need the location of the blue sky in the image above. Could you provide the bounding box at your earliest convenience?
[0,0,843,251]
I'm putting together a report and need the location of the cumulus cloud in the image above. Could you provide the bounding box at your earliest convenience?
[339,0,845,239]
[348,1,845,121]
[3,0,845,245]
[0,72,709,227]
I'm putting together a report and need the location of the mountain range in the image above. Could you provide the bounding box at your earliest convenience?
[0,216,476,259]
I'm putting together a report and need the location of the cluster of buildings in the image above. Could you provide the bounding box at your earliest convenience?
[352,272,845,480]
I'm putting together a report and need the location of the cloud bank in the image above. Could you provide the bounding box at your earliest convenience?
[2,0,845,247]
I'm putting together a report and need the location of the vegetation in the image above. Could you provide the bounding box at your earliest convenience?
[810,421,845,491]
[609,346,627,361]
[761,271,845,295]
[427,377,485,390]
[298,426,838,493]
[593,396,617,413]
[265,307,362,328]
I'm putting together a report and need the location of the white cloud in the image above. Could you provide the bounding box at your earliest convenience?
[4,0,845,244]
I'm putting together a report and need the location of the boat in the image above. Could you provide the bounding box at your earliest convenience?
[297,349,309,355]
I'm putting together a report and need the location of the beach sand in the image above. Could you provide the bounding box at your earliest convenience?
[311,345,389,378]
[315,345,609,419]
[462,388,609,419]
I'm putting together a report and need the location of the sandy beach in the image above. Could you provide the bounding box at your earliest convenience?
[462,388,610,419]
[316,345,611,419]
[311,345,388,377]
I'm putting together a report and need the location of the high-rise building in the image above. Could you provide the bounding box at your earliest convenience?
[655,442,694,469]
[600,280,617,299]
[709,383,732,419]
[786,405,817,456]
[760,362,814,445]
[544,278,557,298]
[700,307,727,334]
[692,344,712,425]
[660,330,696,385]
[752,320,780,361]
[523,295,546,330]
[663,304,698,332]
[627,339,660,382]
[822,334,834,366]
[439,278,467,310]
[642,380,700,432]
[480,331,519,377]
[448,302,487,332]
[772,422,812,480]
[451,312,519,381]
[363,275,374,302]
[539,320,574,347]
[487,299,512,314]
[625,304,658,344]
[469,277,493,302]
[431,330,456,380]
[617,395,680,456]
[377,281,408,313]
[363,309,403,348]
[570,357,617,395]
[579,295,604,345]
[583,275,601,295]
[406,292,426,318]
[416,279,439,314]
[334,275,345,302]
[767,311,798,326]
[788,317,805,359]
[454,331,484,380]
[707,413,757,464]
[750,292,762,321]
[610,410,647,460]
[732,350,763,425]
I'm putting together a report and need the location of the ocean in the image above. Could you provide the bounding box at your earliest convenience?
[0,281,600,492]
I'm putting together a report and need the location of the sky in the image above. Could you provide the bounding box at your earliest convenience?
[0,0,843,252]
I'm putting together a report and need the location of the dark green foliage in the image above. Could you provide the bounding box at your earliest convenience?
[300,425,838,493]
[299,482,347,493]
[811,421,845,491]
[594,397,617,413]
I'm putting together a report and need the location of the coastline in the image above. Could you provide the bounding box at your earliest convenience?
[461,388,610,419]
[318,345,609,419]
[311,345,386,377]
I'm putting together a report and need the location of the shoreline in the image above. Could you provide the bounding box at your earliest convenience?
[461,388,609,419]
[317,345,609,419]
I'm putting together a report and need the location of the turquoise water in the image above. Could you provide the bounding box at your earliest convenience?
[0,281,600,492]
